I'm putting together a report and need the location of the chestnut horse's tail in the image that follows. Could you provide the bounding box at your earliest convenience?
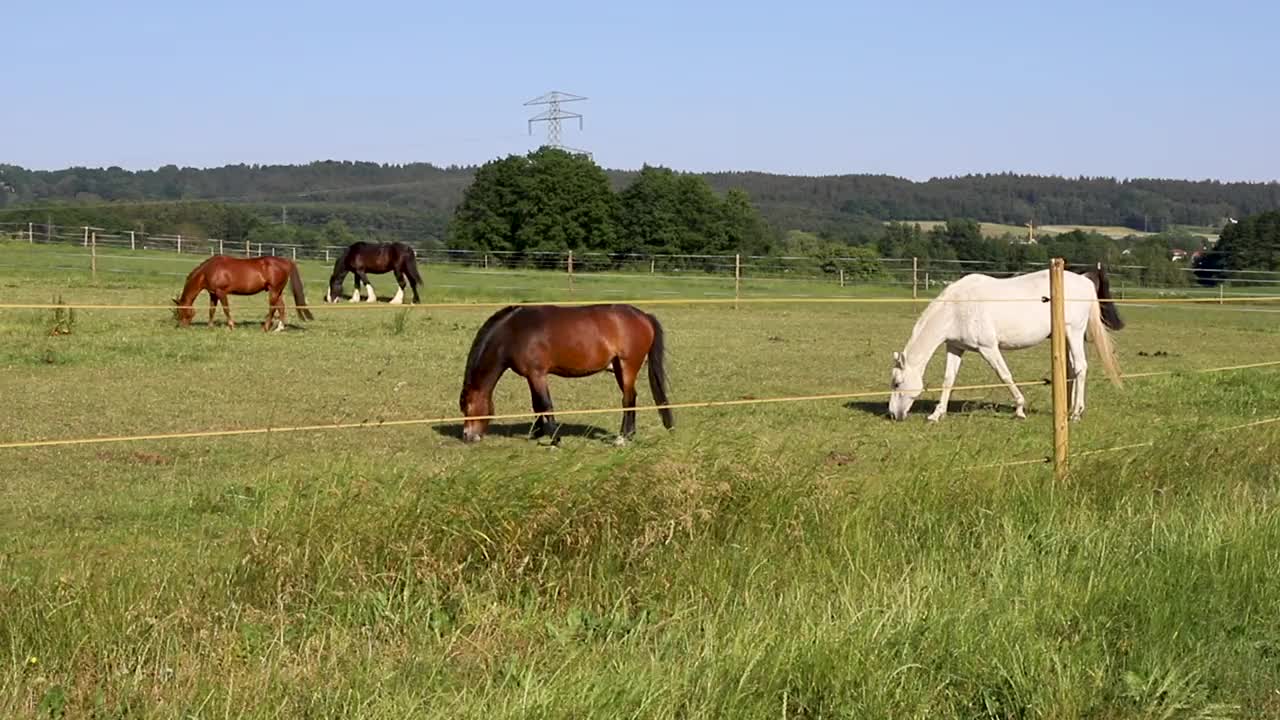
[644,312,674,430]
[288,261,315,321]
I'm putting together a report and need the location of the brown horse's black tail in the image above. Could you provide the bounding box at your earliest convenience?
[1087,262,1124,330]
[645,312,674,430]
[289,262,315,321]
[402,248,424,302]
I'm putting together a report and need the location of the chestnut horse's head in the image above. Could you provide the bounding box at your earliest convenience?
[459,383,493,442]
[172,297,195,326]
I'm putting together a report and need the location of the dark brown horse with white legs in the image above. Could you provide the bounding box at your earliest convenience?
[459,304,675,445]
[173,255,315,331]
[325,241,423,304]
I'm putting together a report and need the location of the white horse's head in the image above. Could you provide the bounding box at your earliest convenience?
[888,351,924,421]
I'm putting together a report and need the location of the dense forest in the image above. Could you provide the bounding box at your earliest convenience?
[4,161,1279,237]
[2,158,1278,280]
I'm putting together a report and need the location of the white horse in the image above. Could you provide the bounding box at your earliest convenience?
[888,265,1124,422]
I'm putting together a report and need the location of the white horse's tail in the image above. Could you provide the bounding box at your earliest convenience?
[1087,299,1123,387]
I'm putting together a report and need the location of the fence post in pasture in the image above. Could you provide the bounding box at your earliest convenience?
[912,257,919,300]
[90,232,98,279]
[218,238,224,255]
[324,248,330,263]
[925,272,930,290]
[271,246,276,256]
[567,250,575,293]
[839,268,845,288]
[1219,283,1224,305]
[27,222,33,243]
[259,243,264,257]
[734,253,742,310]
[176,234,182,254]
[245,239,251,257]
[650,258,655,274]
[292,246,297,260]
[483,253,489,270]
[129,231,136,250]
[82,226,89,247]
[1049,257,1070,482]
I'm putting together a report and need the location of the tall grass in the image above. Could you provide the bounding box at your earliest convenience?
[5,431,1279,717]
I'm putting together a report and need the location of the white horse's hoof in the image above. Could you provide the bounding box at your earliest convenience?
[613,436,629,447]
[273,321,284,333]
[1014,409,1027,420]
[926,413,944,423]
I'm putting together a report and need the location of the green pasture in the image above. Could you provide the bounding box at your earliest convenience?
[2,242,1280,718]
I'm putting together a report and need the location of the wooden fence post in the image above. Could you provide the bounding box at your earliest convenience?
[734,253,741,310]
[483,253,489,270]
[82,226,89,247]
[1219,283,1224,305]
[912,257,919,300]
[567,250,574,293]
[90,231,98,279]
[1049,257,1069,482]
[325,248,330,263]
[292,246,297,260]
[839,268,845,288]
[177,234,182,254]
[218,238,224,255]
[27,222,33,243]
[129,231,136,250]
[650,258,655,274]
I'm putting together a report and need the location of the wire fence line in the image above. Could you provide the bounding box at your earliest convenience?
[7,293,1280,313]
[1,359,1277,455]
[3,220,1277,297]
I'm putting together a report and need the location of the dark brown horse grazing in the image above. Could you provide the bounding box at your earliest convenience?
[459,304,674,445]
[173,255,315,331]
[325,241,423,304]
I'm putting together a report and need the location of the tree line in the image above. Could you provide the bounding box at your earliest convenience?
[3,157,1279,281]
[5,161,1279,236]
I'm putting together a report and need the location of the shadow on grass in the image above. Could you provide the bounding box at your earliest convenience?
[845,399,1038,419]
[432,421,618,443]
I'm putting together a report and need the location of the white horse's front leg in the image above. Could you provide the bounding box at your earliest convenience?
[364,283,377,302]
[928,346,965,422]
[977,345,1027,419]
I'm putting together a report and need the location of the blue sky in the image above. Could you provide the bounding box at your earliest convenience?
[6,0,1276,180]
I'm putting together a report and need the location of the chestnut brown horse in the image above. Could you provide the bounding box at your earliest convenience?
[173,255,315,331]
[459,304,674,445]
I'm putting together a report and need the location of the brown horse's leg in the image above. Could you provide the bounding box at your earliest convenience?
[221,294,235,329]
[208,293,218,327]
[612,358,640,444]
[264,289,285,332]
[390,269,406,305]
[526,374,559,442]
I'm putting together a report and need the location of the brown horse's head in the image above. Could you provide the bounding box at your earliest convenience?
[459,384,493,442]
[172,297,195,326]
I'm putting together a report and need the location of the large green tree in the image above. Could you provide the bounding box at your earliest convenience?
[1194,211,1280,284]
[615,165,772,255]
[447,147,617,253]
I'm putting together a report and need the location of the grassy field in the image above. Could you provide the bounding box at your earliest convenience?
[4,242,1280,717]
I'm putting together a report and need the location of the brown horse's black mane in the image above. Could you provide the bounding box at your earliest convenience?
[463,305,522,386]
